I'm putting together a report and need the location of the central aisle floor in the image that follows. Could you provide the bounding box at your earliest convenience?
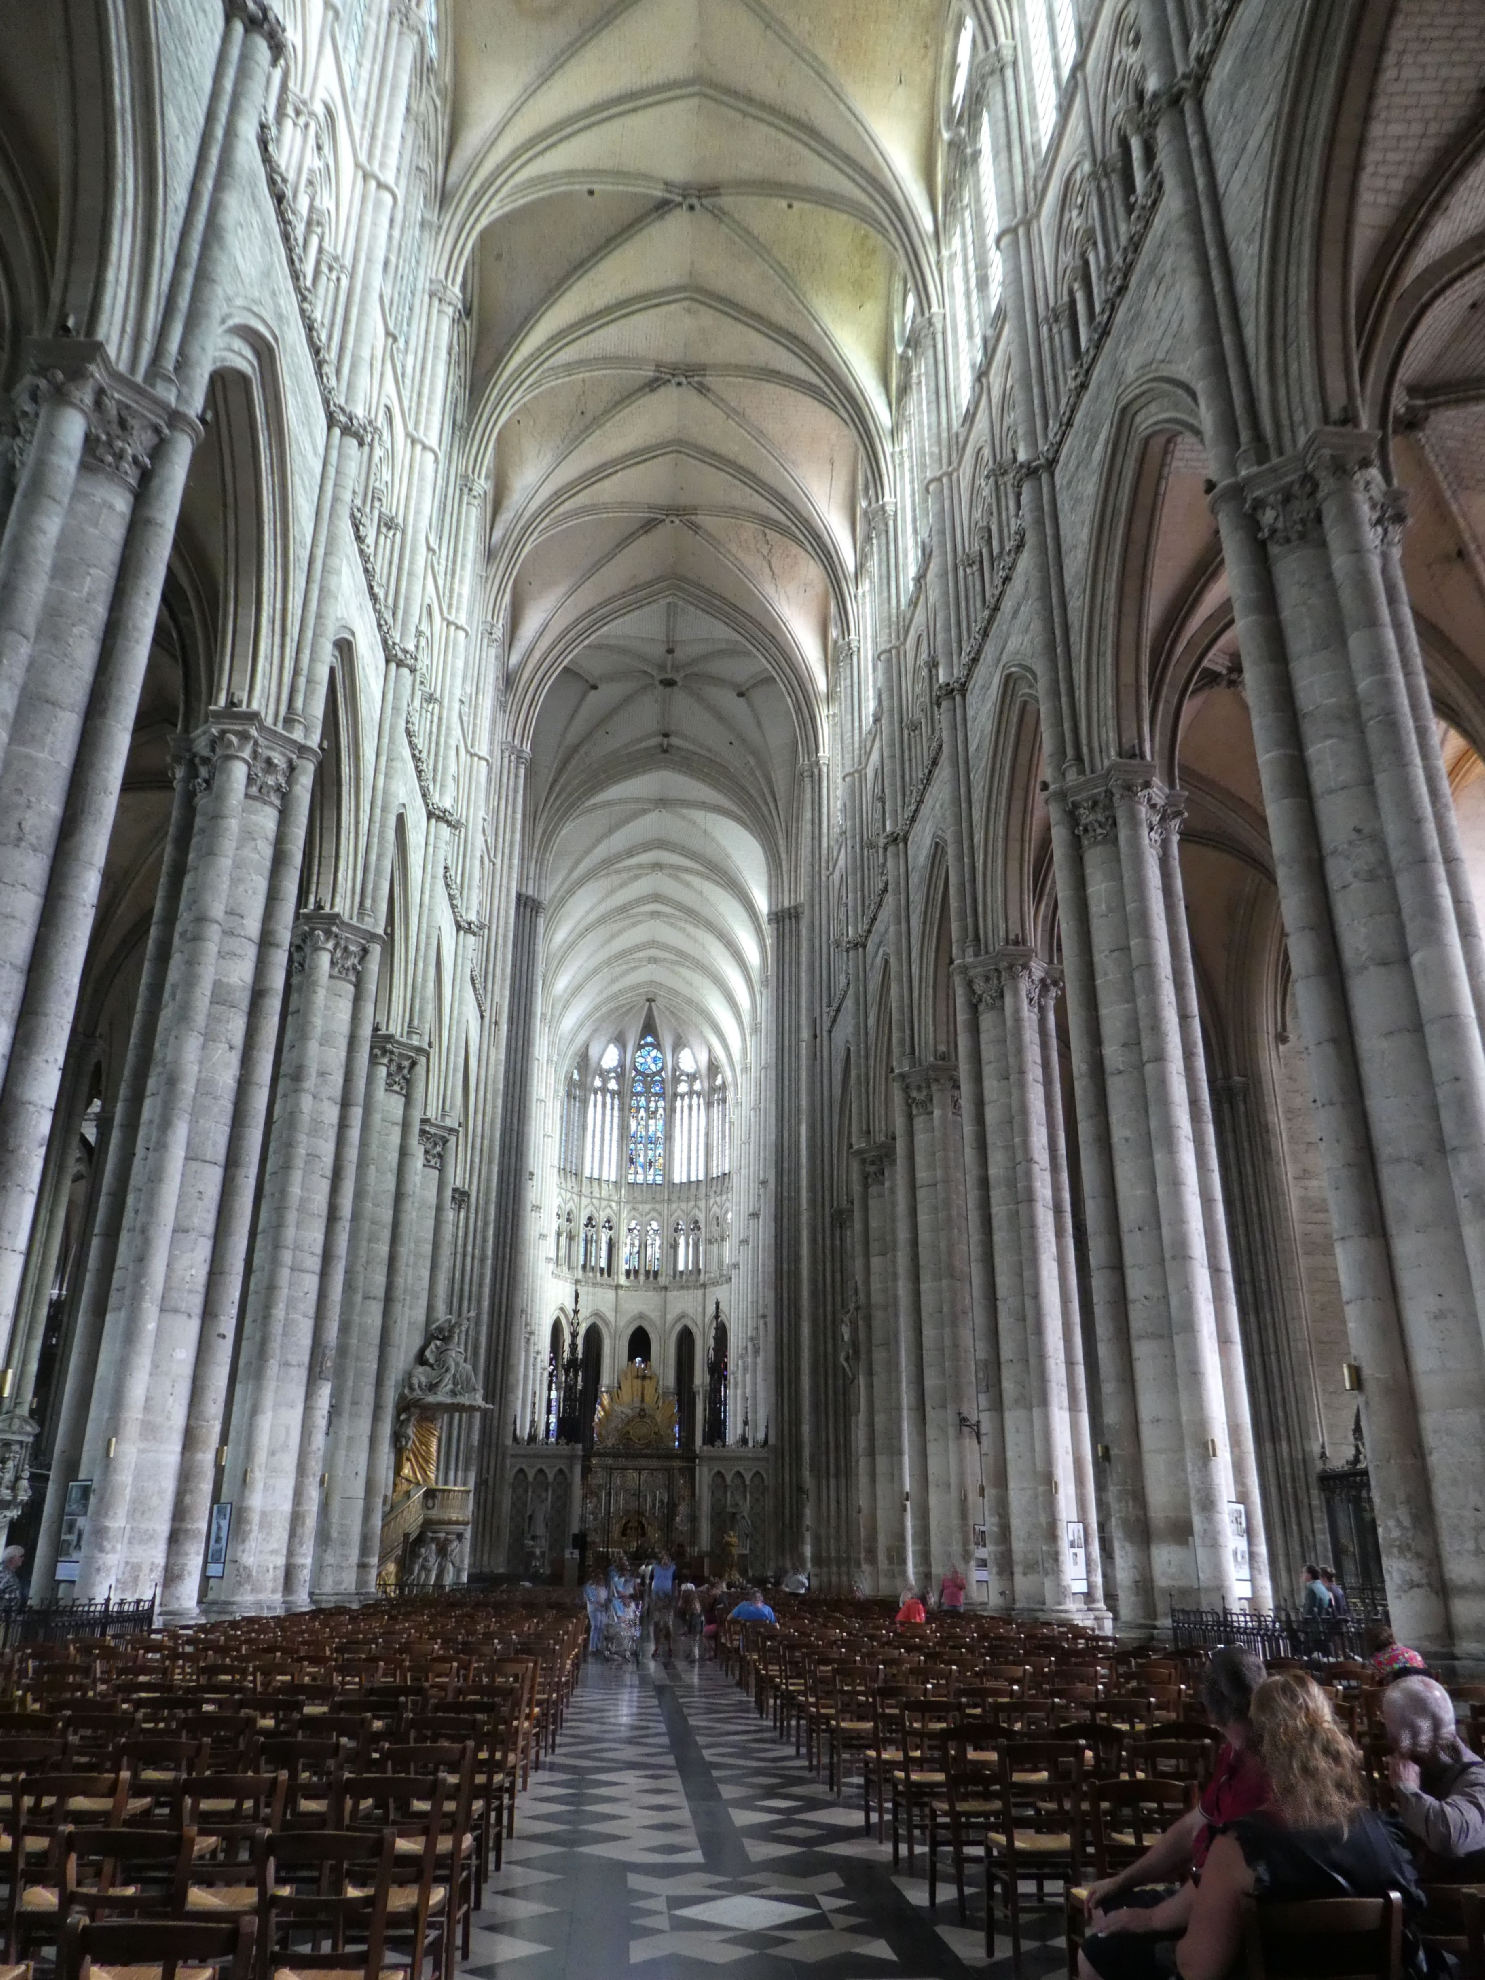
[463,1654,1065,1978]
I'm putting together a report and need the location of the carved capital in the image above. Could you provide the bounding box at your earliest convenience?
[224,0,288,62]
[419,1119,454,1169]
[855,1140,894,1186]
[372,1034,419,1096]
[1007,953,1060,1013]
[1148,790,1186,847]
[245,727,301,809]
[185,716,255,802]
[82,377,170,488]
[1244,459,1323,547]
[900,1072,937,1119]
[289,917,339,976]
[295,911,377,982]
[451,1186,471,1213]
[963,961,1006,1009]
[1068,786,1117,847]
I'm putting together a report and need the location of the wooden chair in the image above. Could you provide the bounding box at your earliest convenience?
[1420,1883,1485,1980]
[1239,1892,1404,1978]
[16,1825,199,1966]
[334,1776,450,1976]
[60,1911,256,1980]
[985,1740,1085,1967]
[892,1696,950,1873]
[927,1730,997,1921]
[1053,1721,1124,1780]
[1127,1736,1217,1788]
[263,1830,399,1980]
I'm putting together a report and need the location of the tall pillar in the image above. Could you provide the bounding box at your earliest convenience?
[1038,983,1107,1618]
[1157,802,1273,1610]
[967,965,1037,1610]
[1064,773,1222,1615]
[71,715,280,1601]
[1134,0,1454,1651]
[115,718,301,1604]
[860,1141,906,1593]
[0,0,286,1364]
[29,764,194,1589]
[356,1044,430,1589]
[474,888,541,1573]
[315,1035,415,1598]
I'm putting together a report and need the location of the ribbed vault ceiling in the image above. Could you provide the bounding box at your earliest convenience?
[445,0,944,1065]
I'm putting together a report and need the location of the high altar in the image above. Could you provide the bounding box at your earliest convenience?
[581,1364,695,1558]
[502,1358,771,1578]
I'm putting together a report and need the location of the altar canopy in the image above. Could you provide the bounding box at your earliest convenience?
[582,1364,695,1560]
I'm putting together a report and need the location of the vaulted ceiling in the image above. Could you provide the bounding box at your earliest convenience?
[443,0,947,1067]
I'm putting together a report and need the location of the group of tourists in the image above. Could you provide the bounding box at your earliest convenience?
[581,1553,720,1665]
[1077,1645,1483,1980]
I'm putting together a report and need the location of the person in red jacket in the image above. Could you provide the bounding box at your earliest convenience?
[895,1588,926,1624]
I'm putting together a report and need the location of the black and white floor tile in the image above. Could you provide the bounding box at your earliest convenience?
[463,1649,1066,1977]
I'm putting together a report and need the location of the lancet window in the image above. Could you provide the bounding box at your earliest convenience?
[623,1219,641,1279]
[709,1070,730,1177]
[644,1216,663,1279]
[672,1046,706,1182]
[627,1033,666,1184]
[584,1043,622,1180]
[559,1068,583,1175]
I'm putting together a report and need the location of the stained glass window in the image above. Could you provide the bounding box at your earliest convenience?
[627,1033,666,1183]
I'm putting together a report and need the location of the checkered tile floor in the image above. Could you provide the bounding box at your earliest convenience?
[461,1648,1067,1976]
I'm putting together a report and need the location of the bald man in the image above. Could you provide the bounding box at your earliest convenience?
[1383,1674,1485,1878]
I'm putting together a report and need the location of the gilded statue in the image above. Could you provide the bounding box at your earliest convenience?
[393,1408,439,1490]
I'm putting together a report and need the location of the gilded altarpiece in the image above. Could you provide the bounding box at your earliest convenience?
[581,1364,695,1559]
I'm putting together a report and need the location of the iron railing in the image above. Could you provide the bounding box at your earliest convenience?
[1170,1601,1388,1664]
[0,1593,156,1650]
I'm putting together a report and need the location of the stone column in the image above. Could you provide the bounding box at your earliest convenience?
[0,0,284,1345]
[356,1043,429,1589]
[1038,984,1107,1617]
[967,964,1038,1611]
[200,917,334,1609]
[29,763,193,1587]
[114,717,299,1605]
[1134,0,1453,1651]
[315,1034,415,1599]
[0,358,113,764]
[934,1075,980,1586]
[71,715,276,1601]
[1157,800,1273,1610]
[861,1141,907,1592]
[1065,775,1218,1615]
[1242,452,1485,1650]
[1113,767,1239,1605]
[901,1068,955,1587]
[1002,953,1083,1614]
[474,888,541,1573]
[769,903,806,1568]
[1211,1073,1326,1598]
[0,359,169,1308]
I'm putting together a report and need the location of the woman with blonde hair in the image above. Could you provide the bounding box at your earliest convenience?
[1174,1672,1426,1979]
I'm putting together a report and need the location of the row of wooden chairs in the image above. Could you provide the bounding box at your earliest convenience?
[0,1595,589,1980]
[713,1600,1485,1976]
